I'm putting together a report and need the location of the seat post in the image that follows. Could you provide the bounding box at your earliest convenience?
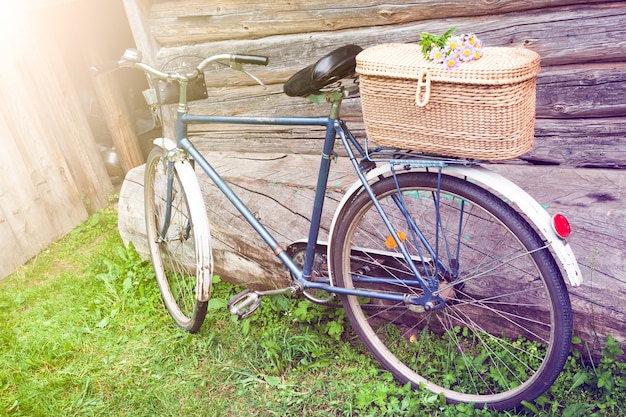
[307,90,345,119]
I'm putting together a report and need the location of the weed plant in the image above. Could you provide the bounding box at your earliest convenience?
[0,207,624,416]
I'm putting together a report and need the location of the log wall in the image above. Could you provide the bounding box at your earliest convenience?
[117,0,626,355]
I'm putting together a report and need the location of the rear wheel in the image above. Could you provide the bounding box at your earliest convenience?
[144,147,212,333]
[330,172,572,409]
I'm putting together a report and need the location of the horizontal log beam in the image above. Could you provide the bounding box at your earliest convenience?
[150,0,610,45]
[118,153,626,355]
[536,63,626,119]
[531,117,626,168]
[155,2,626,74]
[154,63,626,168]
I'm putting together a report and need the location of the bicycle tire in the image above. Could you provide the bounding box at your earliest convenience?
[144,147,212,333]
[329,172,572,409]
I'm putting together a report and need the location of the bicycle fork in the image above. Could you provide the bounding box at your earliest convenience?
[158,159,176,240]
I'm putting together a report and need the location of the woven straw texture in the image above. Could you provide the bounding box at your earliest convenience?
[356,44,541,160]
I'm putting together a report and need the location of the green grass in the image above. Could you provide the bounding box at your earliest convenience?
[1,207,624,416]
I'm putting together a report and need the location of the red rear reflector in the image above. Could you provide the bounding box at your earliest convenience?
[552,213,571,239]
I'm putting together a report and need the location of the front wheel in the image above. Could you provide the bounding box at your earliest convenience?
[329,172,572,409]
[144,147,212,333]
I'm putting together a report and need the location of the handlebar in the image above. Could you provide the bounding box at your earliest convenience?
[91,48,269,83]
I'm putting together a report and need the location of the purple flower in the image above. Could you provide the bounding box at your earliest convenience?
[429,47,446,64]
[444,55,460,70]
[446,36,463,53]
[459,45,475,62]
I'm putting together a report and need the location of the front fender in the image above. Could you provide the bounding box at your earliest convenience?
[152,137,178,151]
[151,136,213,300]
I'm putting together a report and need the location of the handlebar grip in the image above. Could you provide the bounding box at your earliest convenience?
[232,55,269,66]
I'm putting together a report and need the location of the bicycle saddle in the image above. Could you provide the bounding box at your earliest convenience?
[283,44,363,97]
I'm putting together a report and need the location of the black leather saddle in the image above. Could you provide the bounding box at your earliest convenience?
[283,44,363,97]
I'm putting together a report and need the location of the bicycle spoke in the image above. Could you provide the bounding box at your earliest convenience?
[331,172,571,409]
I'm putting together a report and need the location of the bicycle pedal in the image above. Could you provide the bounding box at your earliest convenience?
[227,289,262,319]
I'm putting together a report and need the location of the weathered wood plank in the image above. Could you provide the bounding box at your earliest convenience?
[530,117,626,168]
[33,36,114,212]
[123,0,159,66]
[0,59,89,279]
[149,0,609,45]
[536,63,626,119]
[155,2,626,75]
[0,115,49,279]
[118,155,626,352]
[158,71,626,168]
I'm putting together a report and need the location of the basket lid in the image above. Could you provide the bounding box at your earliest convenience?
[356,43,540,85]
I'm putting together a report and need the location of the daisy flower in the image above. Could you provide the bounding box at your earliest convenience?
[429,47,446,64]
[473,37,483,51]
[446,36,463,53]
[445,55,460,70]
[459,45,475,62]
[465,33,478,46]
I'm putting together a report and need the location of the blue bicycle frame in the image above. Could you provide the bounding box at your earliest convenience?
[166,92,445,309]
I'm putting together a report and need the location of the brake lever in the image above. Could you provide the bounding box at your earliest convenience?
[232,62,267,90]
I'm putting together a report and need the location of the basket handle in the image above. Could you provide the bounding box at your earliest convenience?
[415,69,431,107]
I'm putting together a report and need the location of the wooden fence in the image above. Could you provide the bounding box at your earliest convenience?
[116,0,626,356]
[0,0,143,279]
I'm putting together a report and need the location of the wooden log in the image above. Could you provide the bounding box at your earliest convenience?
[536,63,626,119]
[170,62,626,121]
[118,152,626,354]
[530,117,626,168]
[118,153,356,289]
[155,2,626,77]
[158,66,626,168]
[488,165,626,352]
[149,0,609,45]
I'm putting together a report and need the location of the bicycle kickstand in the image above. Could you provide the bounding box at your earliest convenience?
[227,285,300,319]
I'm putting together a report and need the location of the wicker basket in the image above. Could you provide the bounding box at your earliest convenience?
[356,43,541,160]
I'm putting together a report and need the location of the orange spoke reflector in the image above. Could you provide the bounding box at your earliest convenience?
[385,230,407,249]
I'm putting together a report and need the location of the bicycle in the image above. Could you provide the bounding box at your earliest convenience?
[95,44,582,410]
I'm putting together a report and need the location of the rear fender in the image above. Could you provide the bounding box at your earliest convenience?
[327,164,582,287]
